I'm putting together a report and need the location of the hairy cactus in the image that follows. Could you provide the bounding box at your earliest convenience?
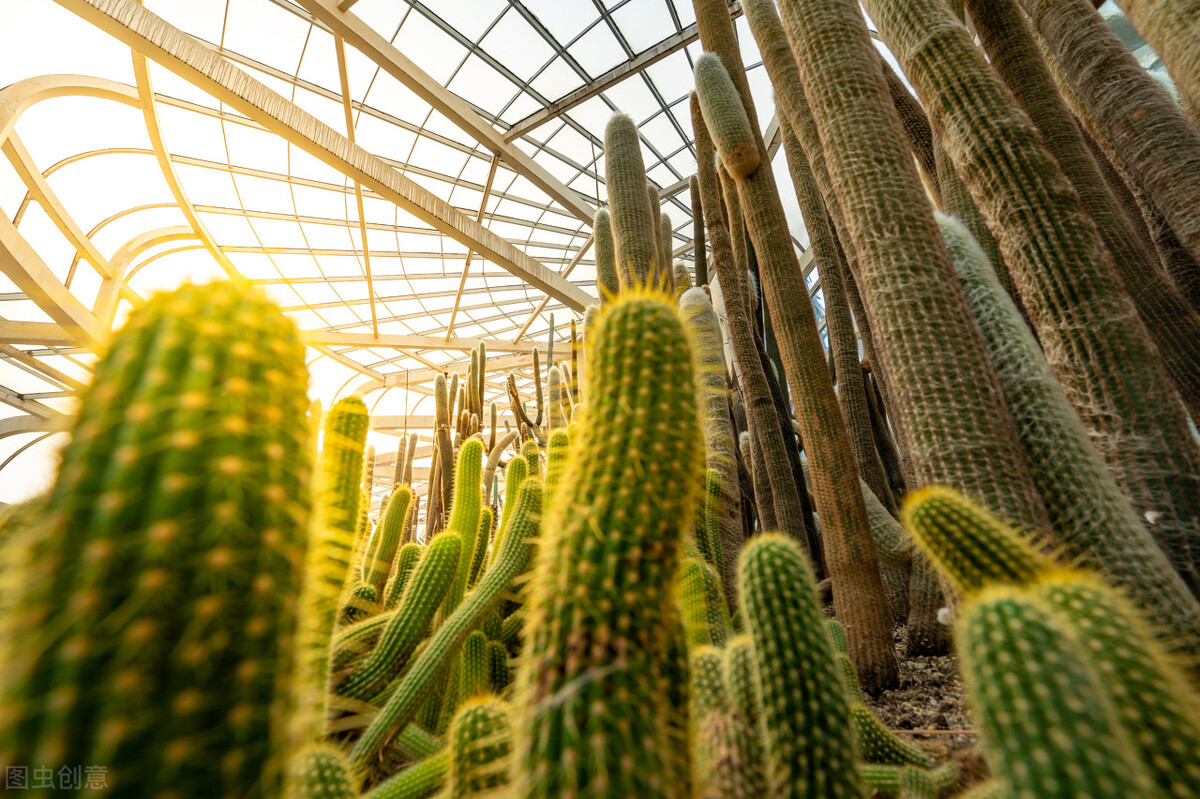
[0,282,310,797]
[958,585,1155,797]
[333,531,461,703]
[515,290,701,798]
[738,534,864,798]
[520,438,540,480]
[604,114,658,288]
[351,478,542,768]
[594,208,619,301]
[938,213,1200,643]
[449,698,512,798]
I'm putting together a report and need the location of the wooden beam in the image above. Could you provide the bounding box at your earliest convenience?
[302,330,537,353]
[55,0,592,311]
[0,215,104,347]
[0,320,78,347]
[295,0,597,226]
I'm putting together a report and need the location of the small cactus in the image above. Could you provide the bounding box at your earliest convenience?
[287,745,357,799]
[449,698,513,798]
[738,534,865,798]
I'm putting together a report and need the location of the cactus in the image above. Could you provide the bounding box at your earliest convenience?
[351,478,542,769]
[343,582,381,624]
[679,288,740,603]
[690,175,708,285]
[661,211,676,289]
[449,698,513,798]
[466,507,494,591]
[515,291,701,798]
[367,750,449,799]
[487,641,510,693]
[0,282,310,796]
[333,530,460,703]
[440,630,491,735]
[695,47,900,690]
[594,208,619,301]
[287,745,358,799]
[865,0,1200,594]
[487,456,527,568]
[383,542,423,610]
[364,485,413,595]
[677,558,730,649]
[440,439,484,617]
[857,763,958,798]
[957,585,1156,797]
[330,610,393,674]
[721,636,767,789]
[543,427,569,507]
[689,646,729,789]
[604,114,658,288]
[1032,572,1200,796]
[849,705,933,768]
[738,534,864,798]
[938,213,1200,643]
[520,438,540,480]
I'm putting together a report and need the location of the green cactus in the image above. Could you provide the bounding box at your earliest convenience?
[689,646,729,787]
[287,745,358,799]
[366,749,449,799]
[486,456,527,569]
[295,394,371,739]
[721,636,768,788]
[1031,572,1200,796]
[676,558,730,650]
[594,208,619,301]
[350,478,542,769]
[343,582,381,624]
[860,479,913,570]
[364,485,413,595]
[738,533,865,798]
[520,438,540,480]
[850,705,933,768]
[604,114,658,288]
[384,542,424,610]
[937,213,1200,642]
[543,427,569,506]
[693,57,760,180]
[546,366,566,433]
[901,487,1052,595]
[467,506,494,591]
[487,641,510,693]
[957,585,1156,797]
[439,630,492,735]
[857,763,958,798]
[440,439,484,617]
[448,697,513,798]
[661,211,675,289]
[0,282,310,797]
[333,531,461,703]
[515,290,701,798]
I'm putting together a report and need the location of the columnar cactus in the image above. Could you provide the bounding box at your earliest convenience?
[515,290,701,798]
[738,534,864,798]
[0,282,310,797]
[677,558,730,649]
[594,208,619,301]
[543,427,569,507]
[604,114,659,288]
[287,745,358,799]
[958,586,1155,797]
[351,478,542,769]
[467,506,494,591]
[448,698,513,798]
[695,47,900,690]
[938,213,1200,643]
[440,439,484,617]
[383,542,423,610]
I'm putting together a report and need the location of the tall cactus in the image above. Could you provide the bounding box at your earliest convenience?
[440,439,484,617]
[938,213,1200,644]
[594,208,619,301]
[605,114,658,288]
[695,48,899,690]
[0,282,310,797]
[862,0,1200,593]
[515,291,701,798]
[364,484,413,595]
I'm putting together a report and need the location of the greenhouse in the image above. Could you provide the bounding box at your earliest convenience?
[1,0,1198,796]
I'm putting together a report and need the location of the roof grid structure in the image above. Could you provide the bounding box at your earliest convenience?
[0,0,861,504]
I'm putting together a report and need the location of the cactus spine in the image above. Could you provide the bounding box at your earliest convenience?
[0,282,310,796]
